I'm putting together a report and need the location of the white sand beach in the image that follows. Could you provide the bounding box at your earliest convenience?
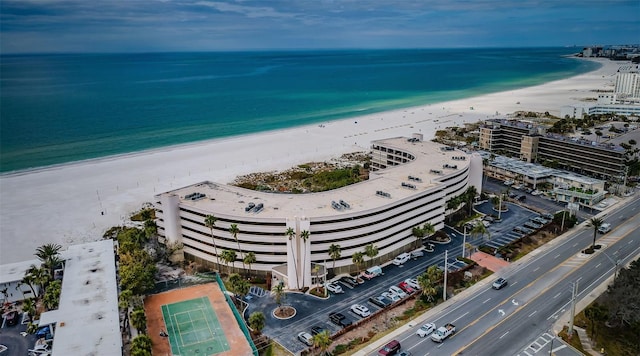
[0,58,622,264]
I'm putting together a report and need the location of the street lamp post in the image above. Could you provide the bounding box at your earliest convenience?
[462,226,468,258]
[602,251,621,279]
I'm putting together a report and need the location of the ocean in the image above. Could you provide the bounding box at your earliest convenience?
[0,48,598,173]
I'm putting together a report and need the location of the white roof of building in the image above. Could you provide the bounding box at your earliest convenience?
[39,239,121,356]
[158,138,472,219]
[0,259,40,285]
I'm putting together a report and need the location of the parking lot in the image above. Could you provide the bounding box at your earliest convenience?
[247,179,588,354]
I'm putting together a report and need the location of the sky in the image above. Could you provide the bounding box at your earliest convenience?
[1,0,638,53]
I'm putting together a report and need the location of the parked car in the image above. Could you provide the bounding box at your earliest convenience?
[351,304,371,317]
[398,281,416,294]
[311,325,327,336]
[542,212,554,219]
[398,351,412,356]
[531,190,543,196]
[415,322,436,337]
[339,276,359,288]
[325,282,344,294]
[378,339,401,355]
[410,250,424,259]
[362,265,383,280]
[389,285,408,299]
[503,180,514,186]
[392,253,411,266]
[329,312,353,328]
[404,278,420,290]
[298,331,314,346]
[369,295,392,308]
[382,292,401,303]
[4,310,19,326]
[492,277,508,290]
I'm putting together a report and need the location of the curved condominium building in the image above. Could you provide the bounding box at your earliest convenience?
[155,135,483,289]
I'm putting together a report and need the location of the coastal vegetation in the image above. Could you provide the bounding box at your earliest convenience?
[232,152,369,193]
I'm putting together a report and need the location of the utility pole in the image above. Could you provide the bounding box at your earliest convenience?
[568,280,579,335]
[498,194,503,220]
[443,250,448,302]
[561,210,567,231]
[462,226,468,258]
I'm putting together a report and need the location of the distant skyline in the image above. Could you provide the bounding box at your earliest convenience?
[1,0,638,54]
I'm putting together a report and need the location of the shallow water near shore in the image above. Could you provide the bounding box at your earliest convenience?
[0,47,597,173]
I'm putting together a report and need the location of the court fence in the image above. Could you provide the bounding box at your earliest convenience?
[214,273,259,356]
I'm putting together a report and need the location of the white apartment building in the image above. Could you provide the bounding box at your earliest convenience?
[155,136,483,289]
[615,65,640,98]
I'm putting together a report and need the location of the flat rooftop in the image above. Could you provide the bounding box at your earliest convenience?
[158,138,471,219]
[39,239,121,356]
[0,258,40,285]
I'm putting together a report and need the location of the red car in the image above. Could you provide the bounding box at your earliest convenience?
[398,282,415,294]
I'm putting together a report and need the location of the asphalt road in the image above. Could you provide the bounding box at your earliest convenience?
[363,195,640,356]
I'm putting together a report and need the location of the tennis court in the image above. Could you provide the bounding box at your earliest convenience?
[161,296,230,355]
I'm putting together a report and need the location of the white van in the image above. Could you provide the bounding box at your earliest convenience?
[598,223,611,234]
[362,265,383,279]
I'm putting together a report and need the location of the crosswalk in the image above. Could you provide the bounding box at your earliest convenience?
[516,332,566,356]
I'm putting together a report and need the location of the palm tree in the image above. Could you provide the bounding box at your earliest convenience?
[587,217,604,248]
[131,307,147,334]
[204,215,221,269]
[470,223,490,243]
[220,250,237,275]
[313,330,332,356]
[26,264,49,298]
[43,280,61,311]
[417,273,437,302]
[328,244,341,272]
[19,273,38,298]
[285,227,300,289]
[248,311,266,334]
[426,265,443,284]
[228,224,245,272]
[464,186,478,216]
[130,334,152,356]
[22,298,37,321]
[364,243,378,267]
[352,252,364,275]
[243,252,256,280]
[35,243,63,281]
[273,281,285,312]
[422,223,435,246]
[411,226,425,249]
[143,219,157,239]
[300,230,310,288]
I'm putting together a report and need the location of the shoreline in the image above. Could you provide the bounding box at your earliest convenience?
[0,58,622,264]
[0,55,598,177]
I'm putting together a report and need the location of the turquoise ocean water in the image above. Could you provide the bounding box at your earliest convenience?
[0,48,598,173]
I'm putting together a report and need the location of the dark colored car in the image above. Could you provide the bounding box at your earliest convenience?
[311,325,327,336]
[379,340,401,355]
[339,276,359,288]
[4,310,20,326]
[329,312,353,328]
[368,295,391,308]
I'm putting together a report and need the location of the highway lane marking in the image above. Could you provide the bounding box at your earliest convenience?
[452,311,469,323]
[630,240,633,244]
[482,298,491,304]
[528,310,537,317]
[596,263,601,268]
[499,331,509,339]
[511,281,518,286]
[554,254,560,259]
[573,243,578,247]
[533,267,540,272]
[553,292,561,299]
[452,226,639,356]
